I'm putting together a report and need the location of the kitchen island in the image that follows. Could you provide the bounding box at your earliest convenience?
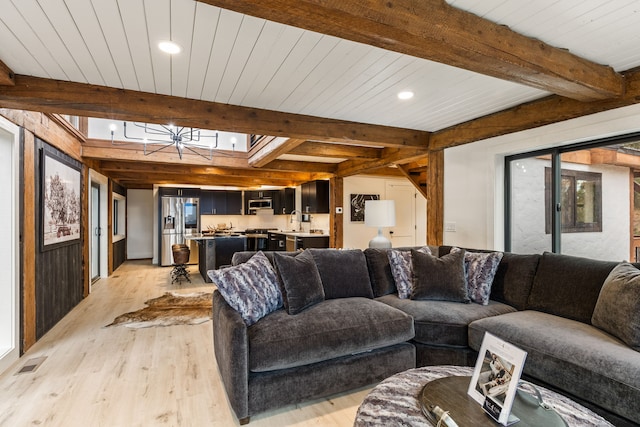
[188,234,247,283]
[267,231,330,251]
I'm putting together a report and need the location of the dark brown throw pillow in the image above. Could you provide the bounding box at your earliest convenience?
[410,248,470,303]
[273,250,325,315]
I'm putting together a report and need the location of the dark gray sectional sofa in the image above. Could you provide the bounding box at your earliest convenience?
[212,247,640,426]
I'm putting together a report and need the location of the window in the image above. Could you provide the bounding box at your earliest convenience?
[545,168,602,233]
[112,193,126,241]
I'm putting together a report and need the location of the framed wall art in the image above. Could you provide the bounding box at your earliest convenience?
[350,193,379,222]
[41,146,82,250]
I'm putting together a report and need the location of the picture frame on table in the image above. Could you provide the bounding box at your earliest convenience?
[40,146,82,251]
[468,332,528,426]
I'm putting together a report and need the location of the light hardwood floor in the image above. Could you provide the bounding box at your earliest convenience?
[0,260,371,427]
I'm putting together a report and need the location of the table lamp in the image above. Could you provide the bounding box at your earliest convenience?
[365,200,396,248]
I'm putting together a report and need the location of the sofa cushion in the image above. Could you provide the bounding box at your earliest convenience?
[208,251,283,326]
[388,247,432,299]
[592,263,640,351]
[411,248,469,303]
[468,311,640,424]
[464,251,503,305]
[377,294,516,347]
[527,252,618,324]
[248,297,414,372]
[489,252,540,311]
[273,250,325,315]
[309,249,374,299]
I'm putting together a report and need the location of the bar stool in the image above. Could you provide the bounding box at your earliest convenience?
[171,243,191,284]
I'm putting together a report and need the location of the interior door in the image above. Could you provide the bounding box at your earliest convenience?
[386,183,416,247]
[91,183,101,283]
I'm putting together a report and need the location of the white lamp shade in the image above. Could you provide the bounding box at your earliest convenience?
[364,200,396,227]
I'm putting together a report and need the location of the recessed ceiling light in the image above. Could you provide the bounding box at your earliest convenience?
[397,91,414,100]
[158,41,181,54]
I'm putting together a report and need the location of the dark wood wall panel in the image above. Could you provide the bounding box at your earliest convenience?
[112,239,126,272]
[34,137,84,339]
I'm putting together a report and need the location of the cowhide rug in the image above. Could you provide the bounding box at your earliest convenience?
[106,291,213,329]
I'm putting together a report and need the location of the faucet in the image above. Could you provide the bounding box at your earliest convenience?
[290,210,302,231]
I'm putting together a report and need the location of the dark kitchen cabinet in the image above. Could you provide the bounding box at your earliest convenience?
[301,180,330,214]
[226,191,243,215]
[273,188,295,215]
[201,190,243,215]
[268,232,286,251]
[159,187,201,198]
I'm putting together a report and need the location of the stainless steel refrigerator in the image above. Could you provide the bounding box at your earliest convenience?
[161,196,200,266]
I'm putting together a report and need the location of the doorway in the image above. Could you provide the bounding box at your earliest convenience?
[90,183,101,283]
[0,117,19,374]
[385,182,417,247]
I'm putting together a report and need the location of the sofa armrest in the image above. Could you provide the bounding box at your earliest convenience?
[213,290,250,420]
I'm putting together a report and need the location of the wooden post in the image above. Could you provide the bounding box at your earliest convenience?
[329,177,343,248]
[22,130,37,352]
[427,150,444,246]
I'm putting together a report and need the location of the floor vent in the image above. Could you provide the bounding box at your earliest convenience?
[16,356,47,375]
[112,275,120,278]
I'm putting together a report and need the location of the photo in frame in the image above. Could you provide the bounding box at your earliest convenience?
[350,194,379,222]
[41,147,82,250]
[468,332,527,426]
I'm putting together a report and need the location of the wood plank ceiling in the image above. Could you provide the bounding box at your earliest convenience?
[1,0,640,189]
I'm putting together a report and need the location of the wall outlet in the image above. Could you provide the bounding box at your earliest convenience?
[445,222,456,232]
[336,207,343,214]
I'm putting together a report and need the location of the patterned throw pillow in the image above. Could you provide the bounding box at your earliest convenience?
[465,251,504,305]
[388,247,432,299]
[450,247,503,305]
[208,251,282,326]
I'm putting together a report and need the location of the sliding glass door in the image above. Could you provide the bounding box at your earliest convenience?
[506,132,640,262]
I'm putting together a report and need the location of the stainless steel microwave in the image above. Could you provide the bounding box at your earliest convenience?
[248,198,272,211]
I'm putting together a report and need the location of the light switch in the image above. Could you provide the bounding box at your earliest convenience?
[445,222,456,232]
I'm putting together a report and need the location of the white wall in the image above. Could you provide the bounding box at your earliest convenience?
[0,116,19,375]
[343,175,426,249]
[444,102,640,260]
[127,189,154,259]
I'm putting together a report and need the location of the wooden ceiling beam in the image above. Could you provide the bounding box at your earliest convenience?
[398,164,428,199]
[335,147,429,177]
[249,137,307,167]
[82,138,248,167]
[112,172,291,188]
[97,160,316,181]
[0,60,14,86]
[200,0,623,102]
[430,67,640,151]
[0,75,428,148]
[258,159,337,174]
[289,141,382,159]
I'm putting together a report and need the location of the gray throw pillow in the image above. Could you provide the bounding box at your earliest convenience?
[309,249,374,299]
[387,246,432,299]
[274,250,325,315]
[464,251,504,305]
[592,262,640,351]
[411,248,470,303]
[208,251,282,326]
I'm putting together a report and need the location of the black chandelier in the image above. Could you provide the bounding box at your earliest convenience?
[113,122,221,160]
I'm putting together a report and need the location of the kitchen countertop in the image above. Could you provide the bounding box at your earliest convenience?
[269,230,329,238]
[186,233,246,240]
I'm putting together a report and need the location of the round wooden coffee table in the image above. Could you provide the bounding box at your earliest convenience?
[353,366,613,427]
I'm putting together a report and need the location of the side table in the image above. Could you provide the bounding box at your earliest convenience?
[353,366,613,427]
